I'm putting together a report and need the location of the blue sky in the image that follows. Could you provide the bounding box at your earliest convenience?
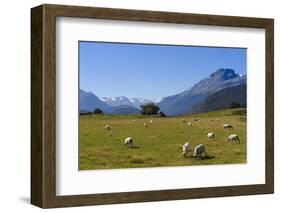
[79,41,246,101]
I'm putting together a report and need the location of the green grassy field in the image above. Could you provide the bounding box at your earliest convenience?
[79,108,246,170]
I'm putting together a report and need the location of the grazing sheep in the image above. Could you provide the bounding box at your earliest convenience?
[144,122,147,127]
[181,119,186,123]
[182,143,190,157]
[227,134,240,143]
[223,124,233,129]
[207,132,215,140]
[133,119,136,123]
[105,125,110,130]
[188,122,192,126]
[193,144,206,159]
[150,120,153,123]
[192,118,200,122]
[124,137,133,147]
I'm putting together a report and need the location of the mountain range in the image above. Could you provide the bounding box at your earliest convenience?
[159,68,246,115]
[80,68,247,116]
[79,90,152,114]
[99,96,152,109]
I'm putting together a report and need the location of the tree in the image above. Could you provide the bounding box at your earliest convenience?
[140,103,160,115]
[229,102,241,109]
[93,108,103,114]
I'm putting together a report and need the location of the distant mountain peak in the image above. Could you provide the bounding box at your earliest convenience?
[159,68,246,116]
[209,68,238,81]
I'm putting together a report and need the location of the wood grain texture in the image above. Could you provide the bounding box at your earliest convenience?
[31,4,274,208]
[265,20,274,193]
[31,5,43,207]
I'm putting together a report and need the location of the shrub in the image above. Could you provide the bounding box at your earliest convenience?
[93,108,103,114]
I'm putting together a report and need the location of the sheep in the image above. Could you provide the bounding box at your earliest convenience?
[181,119,186,123]
[227,134,240,143]
[210,119,214,122]
[144,122,147,127]
[124,137,133,147]
[149,120,153,123]
[192,118,200,122]
[223,124,233,129]
[187,122,192,126]
[193,144,206,159]
[105,124,110,130]
[182,143,190,157]
[206,132,215,140]
[133,119,136,123]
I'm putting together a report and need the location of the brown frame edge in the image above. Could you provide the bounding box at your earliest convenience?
[31,4,274,208]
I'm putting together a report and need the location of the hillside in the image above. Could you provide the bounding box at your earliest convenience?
[159,68,246,115]
[191,84,246,113]
[80,89,111,112]
[109,105,140,115]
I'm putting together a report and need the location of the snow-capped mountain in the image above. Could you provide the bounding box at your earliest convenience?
[130,98,152,109]
[80,90,112,112]
[80,89,155,114]
[159,68,246,115]
[98,96,153,109]
[99,96,133,107]
[80,90,141,114]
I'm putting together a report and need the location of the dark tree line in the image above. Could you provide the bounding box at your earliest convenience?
[79,108,103,115]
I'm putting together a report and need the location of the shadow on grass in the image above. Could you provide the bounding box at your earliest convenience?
[187,155,216,160]
[125,146,140,149]
[202,155,215,160]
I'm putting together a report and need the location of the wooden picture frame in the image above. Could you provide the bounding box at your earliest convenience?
[31,4,274,208]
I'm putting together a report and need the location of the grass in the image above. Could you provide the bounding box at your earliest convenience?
[79,108,246,170]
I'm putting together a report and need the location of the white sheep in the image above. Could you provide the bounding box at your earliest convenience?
[105,124,110,130]
[206,132,215,140]
[223,124,233,129]
[188,122,192,126]
[124,137,133,147]
[227,134,240,143]
[182,143,190,157]
[133,119,136,123]
[149,120,153,123]
[193,144,206,159]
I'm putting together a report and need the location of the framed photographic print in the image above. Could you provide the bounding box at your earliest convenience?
[31,4,274,208]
